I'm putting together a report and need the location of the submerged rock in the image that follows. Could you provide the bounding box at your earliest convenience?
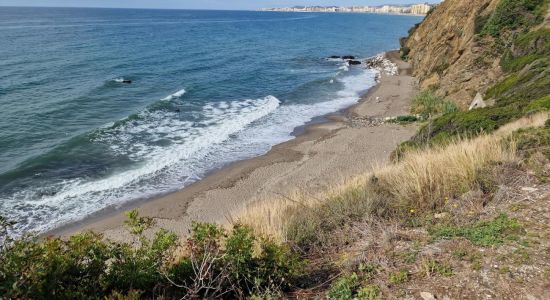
[342,55,355,60]
[347,60,361,65]
[328,55,341,59]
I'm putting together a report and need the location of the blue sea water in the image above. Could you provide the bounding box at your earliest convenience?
[0,7,422,235]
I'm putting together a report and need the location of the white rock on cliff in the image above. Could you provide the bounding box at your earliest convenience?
[469,92,487,110]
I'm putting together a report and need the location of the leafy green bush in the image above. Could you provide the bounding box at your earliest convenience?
[429,214,522,246]
[400,46,411,60]
[474,14,491,34]
[389,115,420,125]
[423,259,453,277]
[0,211,303,299]
[411,90,458,119]
[388,270,409,284]
[357,285,381,300]
[327,273,359,300]
[501,28,549,73]
[480,0,547,37]
[414,106,522,144]
[0,233,112,299]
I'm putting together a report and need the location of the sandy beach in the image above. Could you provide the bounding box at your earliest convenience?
[53,50,419,241]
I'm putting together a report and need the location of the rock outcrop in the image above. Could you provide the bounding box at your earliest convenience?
[468,92,487,110]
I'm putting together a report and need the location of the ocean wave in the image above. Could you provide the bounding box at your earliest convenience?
[2,95,280,235]
[161,89,186,101]
[2,63,377,237]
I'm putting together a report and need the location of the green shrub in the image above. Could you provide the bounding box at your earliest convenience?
[105,229,178,293]
[525,94,550,112]
[502,54,545,72]
[389,115,420,124]
[388,270,409,284]
[474,14,491,34]
[411,90,458,119]
[430,214,522,247]
[0,233,111,299]
[0,212,303,299]
[414,106,522,144]
[423,259,453,276]
[391,140,421,162]
[480,0,547,37]
[327,273,359,300]
[485,74,520,99]
[357,285,381,300]
[400,47,411,60]
[514,28,550,50]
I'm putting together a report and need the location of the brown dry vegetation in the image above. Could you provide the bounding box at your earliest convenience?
[234,113,550,298]
[236,113,547,241]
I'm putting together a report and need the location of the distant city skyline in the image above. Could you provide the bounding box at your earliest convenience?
[0,1,441,10]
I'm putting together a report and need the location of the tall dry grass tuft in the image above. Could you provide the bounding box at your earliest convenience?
[371,134,516,211]
[234,113,548,245]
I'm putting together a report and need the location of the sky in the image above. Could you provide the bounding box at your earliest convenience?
[0,1,441,10]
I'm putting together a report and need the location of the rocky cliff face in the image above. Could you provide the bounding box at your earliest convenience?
[405,0,504,108]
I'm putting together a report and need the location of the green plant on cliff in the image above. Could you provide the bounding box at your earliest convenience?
[480,0,547,37]
[411,90,458,119]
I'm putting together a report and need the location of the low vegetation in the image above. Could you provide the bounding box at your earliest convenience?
[480,0,547,37]
[429,214,522,247]
[1,113,547,298]
[410,90,458,120]
[1,1,549,298]
[0,213,302,299]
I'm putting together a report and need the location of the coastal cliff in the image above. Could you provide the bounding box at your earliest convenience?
[404,0,549,108]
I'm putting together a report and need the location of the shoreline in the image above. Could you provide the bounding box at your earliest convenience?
[258,10,427,17]
[50,50,418,241]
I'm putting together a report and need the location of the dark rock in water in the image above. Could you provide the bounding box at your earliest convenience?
[122,80,132,84]
[347,60,362,65]
[342,55,355,60]
[329,55,341,59]
[175,108,181,112]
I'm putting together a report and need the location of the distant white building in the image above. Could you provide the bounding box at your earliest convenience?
[411,3,432,14]
[261,3,434,15]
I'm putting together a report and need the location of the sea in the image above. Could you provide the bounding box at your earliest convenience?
[0,7,422,236]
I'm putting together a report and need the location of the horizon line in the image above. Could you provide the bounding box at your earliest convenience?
[0,5,253,11]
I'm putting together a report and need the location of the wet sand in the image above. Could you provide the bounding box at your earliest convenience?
[52,50,419,242]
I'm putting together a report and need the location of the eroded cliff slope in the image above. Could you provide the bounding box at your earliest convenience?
[404,0,549,108]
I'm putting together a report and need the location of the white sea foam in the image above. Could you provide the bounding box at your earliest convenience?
[3,66,377,236]
[339,62,350,72]
[4,96,280,234]
[161,89,186,101]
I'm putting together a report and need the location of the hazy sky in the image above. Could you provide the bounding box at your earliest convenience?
[0,1,441,10]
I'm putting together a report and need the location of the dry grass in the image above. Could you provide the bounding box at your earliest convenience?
[233,113,548,245]
[371,134,516,211]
